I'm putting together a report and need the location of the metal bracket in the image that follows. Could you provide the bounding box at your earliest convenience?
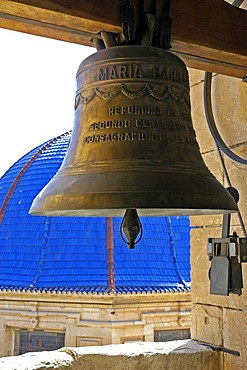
[118,0,173,50]
[207,235,247,295]
[207,236,247,264]
[120,0,135,42]
[207,187,247,296]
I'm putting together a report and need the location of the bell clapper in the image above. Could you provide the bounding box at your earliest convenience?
[120,209,143,249]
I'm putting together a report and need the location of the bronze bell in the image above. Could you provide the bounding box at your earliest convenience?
[30,46,238,217]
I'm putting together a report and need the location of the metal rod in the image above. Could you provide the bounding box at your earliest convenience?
[164,0,171,16]
[106,217,116,293]
[198,341,240,356]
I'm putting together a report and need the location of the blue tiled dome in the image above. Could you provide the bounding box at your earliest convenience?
[0,132,191,294]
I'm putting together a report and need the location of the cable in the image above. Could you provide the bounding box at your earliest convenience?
[204,0,246,165]
[204,72,247,165]
[232,0,245,7]
[217,146,247,236]
[203,0,246,236]
[204,75,247,236]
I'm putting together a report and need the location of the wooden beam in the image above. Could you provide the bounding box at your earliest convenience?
[171,0,247,79]
[0,0,246,78]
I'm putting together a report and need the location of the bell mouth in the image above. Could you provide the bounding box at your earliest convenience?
[29,46,238,218]
[29,170,238,217]
[30,208,238,217]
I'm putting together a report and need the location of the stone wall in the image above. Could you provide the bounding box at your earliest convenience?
[189,68,247,370]
[0,291,191,357]
[0,340,222,370]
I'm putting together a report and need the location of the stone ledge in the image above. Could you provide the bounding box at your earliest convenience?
[0,340,221,370]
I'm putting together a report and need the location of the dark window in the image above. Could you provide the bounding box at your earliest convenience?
[154,329,191,342]
[19,330,65,354]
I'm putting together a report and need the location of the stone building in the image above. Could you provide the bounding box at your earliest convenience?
[0,132,191,357]
[0,1,246,367]
[189,69,247,369]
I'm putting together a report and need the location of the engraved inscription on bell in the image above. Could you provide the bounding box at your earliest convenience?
[70,49,198,172]
[29,45,238,217]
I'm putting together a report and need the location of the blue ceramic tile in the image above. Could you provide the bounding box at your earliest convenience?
[0,132,191,294]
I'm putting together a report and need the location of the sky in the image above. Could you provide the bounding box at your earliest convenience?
[0,28,94,177]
